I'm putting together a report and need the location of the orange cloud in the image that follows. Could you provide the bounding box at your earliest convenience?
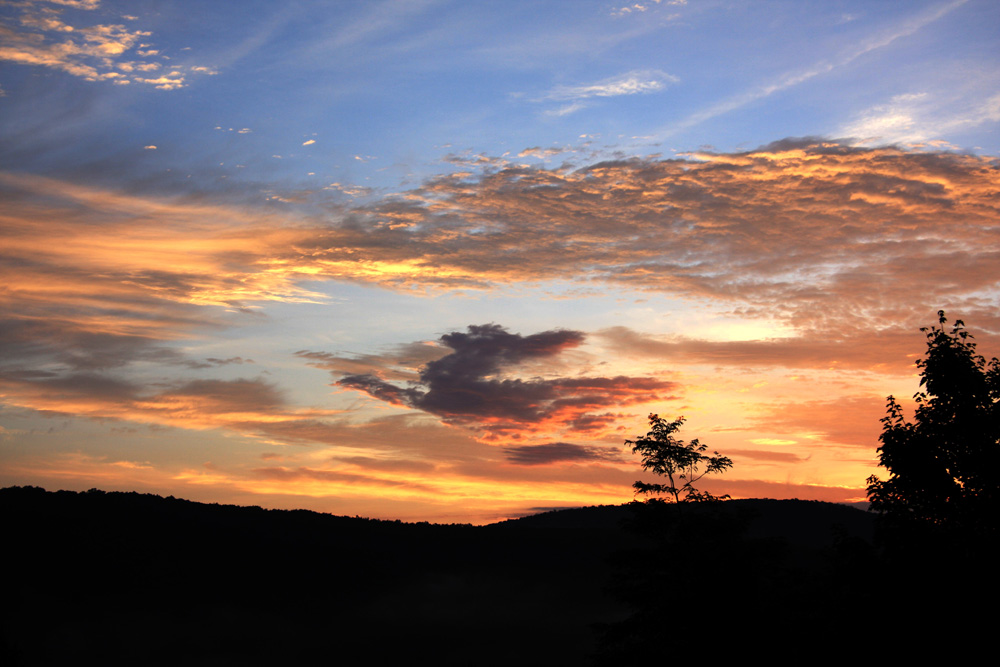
[8,140,999,335]
[3,141,995,393]
[2,140,997,518]
[596,326,922,374]
[747,395,891,450]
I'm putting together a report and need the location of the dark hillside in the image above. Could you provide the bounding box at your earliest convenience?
[0,487,891,665]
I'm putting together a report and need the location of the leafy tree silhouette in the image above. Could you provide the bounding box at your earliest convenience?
[867,311,999,539]
[626,414,733,503]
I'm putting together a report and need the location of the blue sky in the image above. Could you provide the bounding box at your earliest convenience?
[1,0,998,522]
[6,1,997,188]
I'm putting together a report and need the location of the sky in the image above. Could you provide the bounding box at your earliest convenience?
[1,0,998,523]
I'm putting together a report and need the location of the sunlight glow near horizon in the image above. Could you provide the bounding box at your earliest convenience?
[1,0,998,522]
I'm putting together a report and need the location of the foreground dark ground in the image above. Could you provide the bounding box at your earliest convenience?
[1,486,992,665]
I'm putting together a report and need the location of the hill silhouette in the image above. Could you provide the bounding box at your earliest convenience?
[0,486,985,665]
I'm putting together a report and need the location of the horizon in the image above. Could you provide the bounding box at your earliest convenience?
[2,0,998,524]
[0,484,874,526]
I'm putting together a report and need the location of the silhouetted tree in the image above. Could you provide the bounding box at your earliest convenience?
[626,414,733,503]
[867,311,999,538]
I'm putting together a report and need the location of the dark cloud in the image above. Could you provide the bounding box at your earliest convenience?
[0,367,288,431]
[204,357,254,366]
[331,324,678,439]
[0,370,142,403]
[335,456,439,474]
[159,379,285,414]
[504,442,623,466]
[0,312,201,372]
[337,374,422,408]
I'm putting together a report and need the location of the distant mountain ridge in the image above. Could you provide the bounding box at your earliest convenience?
[1,486,880,665]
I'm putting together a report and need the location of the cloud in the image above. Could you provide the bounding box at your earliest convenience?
[302,139,316,146]
[0,169,338,430]
[611,1,687,18]
[4,141,998,407]
[9,131,987,514]
[842,93,929,145]
[517,146,570,159]
[748,395,889,449]
[297,342,448,383]
[2,141,997,459]
[541,69,678,102]
[0,170,326,310]
[327,324,679,441]
[47,1,101,8]
[0,1,213,89]
[658,0,970,136]
[544,102,588,117]
[725,448,806,464]
[596,326,921,374]
[249,465,441,494]
[843,91,1000,147]
[0,368,290,432]
[160,378,286,415]
[136,74,187,91]
[683,477,868,504]
[204,357,254,366]
[504,442,623,466]
[294,140,997,342]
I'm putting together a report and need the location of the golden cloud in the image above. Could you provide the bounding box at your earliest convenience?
[2,140,997,467]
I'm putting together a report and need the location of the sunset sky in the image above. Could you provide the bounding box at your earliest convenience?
[2,0,998,523]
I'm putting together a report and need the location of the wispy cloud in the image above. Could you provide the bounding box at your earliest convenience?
[843,91,1000,146]
[311,0,443,53]
[611,1,687,19]
[532,68,678,116]
[544,102,587,117]
[659,0,970,136]
[748,396,889,449]
[542,69,678,101]
[46,1,101,8]
[595,325,929,375]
